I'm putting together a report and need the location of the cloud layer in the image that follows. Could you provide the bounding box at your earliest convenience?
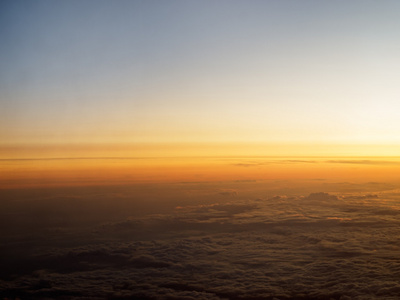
[1,182,400,299]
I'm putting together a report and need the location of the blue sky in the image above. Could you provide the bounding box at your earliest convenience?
[1,0,400,147]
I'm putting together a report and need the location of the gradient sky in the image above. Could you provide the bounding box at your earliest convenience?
[1,0,400,154]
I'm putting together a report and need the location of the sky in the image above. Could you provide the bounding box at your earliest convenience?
[1,0,400,157]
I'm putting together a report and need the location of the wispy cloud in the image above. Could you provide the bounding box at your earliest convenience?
[326,159,400,165]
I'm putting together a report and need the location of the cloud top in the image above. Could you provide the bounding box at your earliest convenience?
[2,184,400,299]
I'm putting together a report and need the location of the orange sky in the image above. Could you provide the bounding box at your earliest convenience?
[2,2,400,189]
[2,154,400,189]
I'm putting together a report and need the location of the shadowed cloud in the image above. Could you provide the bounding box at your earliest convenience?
[2,183,400,299]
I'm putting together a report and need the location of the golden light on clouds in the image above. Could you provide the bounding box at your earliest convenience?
[2,155,400,189]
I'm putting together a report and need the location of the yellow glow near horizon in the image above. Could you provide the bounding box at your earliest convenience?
[6,141,400,158]
[1,141,400,162]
